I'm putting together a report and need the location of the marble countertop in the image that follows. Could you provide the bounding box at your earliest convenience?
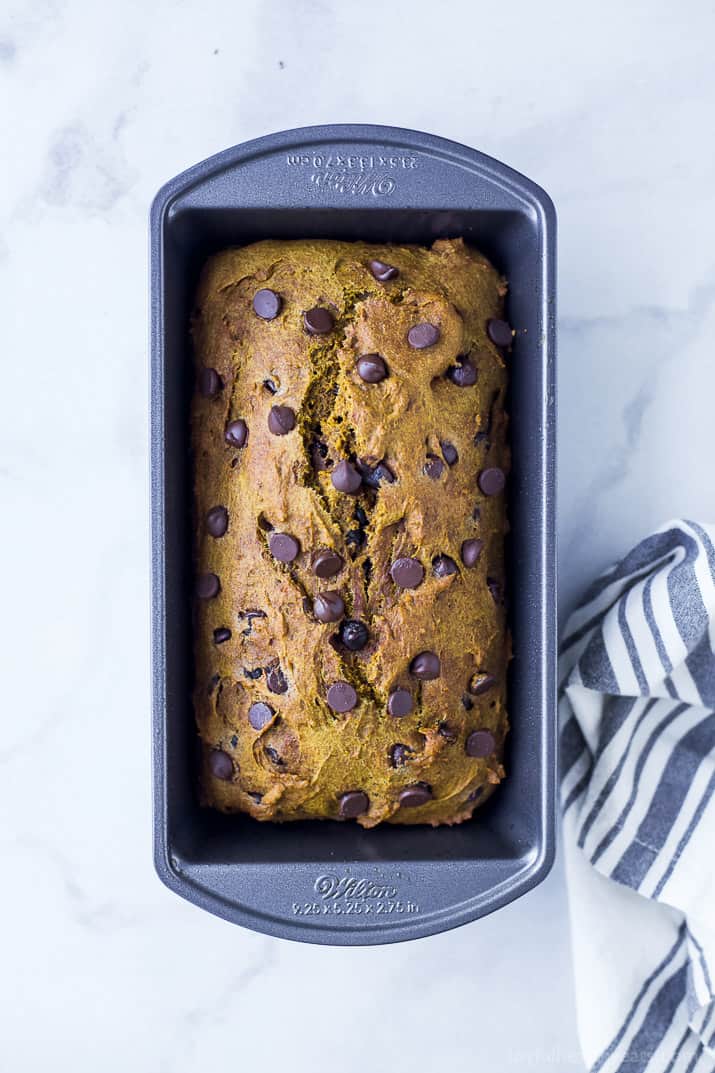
[3,0,715,1069]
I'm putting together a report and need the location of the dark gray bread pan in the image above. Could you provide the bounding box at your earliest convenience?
[150,124,557,944]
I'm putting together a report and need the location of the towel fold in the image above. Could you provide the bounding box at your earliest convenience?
[560,520,715,1073]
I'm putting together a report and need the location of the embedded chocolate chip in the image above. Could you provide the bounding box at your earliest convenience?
[239,609,267,635]
[467,786,484,802]
[313,591,345,623]
[243,667,263,680]
[263,378,278,394]
[423,454,444,480]
[461,539,484,567]
[208,673,220,695]
[331,460,362,494]
[433,555,457,578]
[466,729,496,757]
[487,318,513,348]
[208,749,233,780]
[339,619,369,651]
[265,662,288,694]
[247,791,263,803]
[268,405,296,435]
[268,532,300,562]
[326,681,358,712]
[447,359,477,386]
[390,557,424,589]
[213,627,231,644]
[407,322,440,349]
[230,734,239,748]
[487,576,502,604]
[264,745,284,766]
[312,549,344,578]
[225,419,248,447]
[478,468,506,496]
[389,743,413,767]
[248,701,274,730]
[206,506,228,537]
[398,783,433,808]
[196,572,220,599]
[345,529,365,550]
[338,790,369,818]
[356,354,388,383]
[440,441,459,466]
[357,459,395,489]
[469,672,497,696]
[354,505,369,527]
[368,259,399,281]
[253,288,282,320]
[410,651,440,680]
[387,688,413,718]
[198,367,222,397]
[462,693,474,711]
[304,307,335,335]
[438,722,458,743]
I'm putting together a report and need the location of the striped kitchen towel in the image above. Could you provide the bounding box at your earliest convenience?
[560,520,715,1073]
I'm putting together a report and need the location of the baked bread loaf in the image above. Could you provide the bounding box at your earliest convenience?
[191,237,510,827]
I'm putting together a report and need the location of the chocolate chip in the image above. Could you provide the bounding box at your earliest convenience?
[230,734,239,748]
[247,791,263,803]
[461,538,483,567]
[467,786,484,802]
[264,745,284,766]
[304,307,335,335]
[338,790,369,818]
[462,693,474,711]
[410,651,440,680]
[265,662,288,694]
[331,460,362,494]
[469,672,497,696]
[339,619,369,651]
[243,667,263,680]
[447,359,477,387]
[423,454,444,480]
[239,609,266,635]
[311,549,344,578]
[257,514,274,532]
[466,729,496,757]
[268,405,296,436]
[438,722,458,743]
[390,557,424,589]
[440,441,459,466]
[487,577,502,604]
[213,627,231,644]
[206,506,228,537]
[225,419,248,447]
[196,572,220,599]
[478,467,506,496]
[263,378,278,394]
[373,461,396,485]
[389,743,413,767]
[398,783,433,808]
[433,555,457,578]
[253,288,282,320]
[368,259,399,281]
[357,459,395,489]
[356,354,388,383]
[388,688,413,718]
[198,367,222,397]
[313,591,345,623]
[248,701,274,730]
[487,318,513,348]
[407,322,440,349]
[268,532,300,562]
[354,505,369,528]
[208,749,233,780]
[326,681,358,712]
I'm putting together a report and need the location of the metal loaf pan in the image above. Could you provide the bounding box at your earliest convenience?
[150,124,557,944]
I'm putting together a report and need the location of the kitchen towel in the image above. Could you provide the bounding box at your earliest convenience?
[560,520,715,1073]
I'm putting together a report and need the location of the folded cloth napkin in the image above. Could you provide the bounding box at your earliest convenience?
[560,520,715,1073]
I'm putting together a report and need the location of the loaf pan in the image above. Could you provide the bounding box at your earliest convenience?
[150,124,557,944]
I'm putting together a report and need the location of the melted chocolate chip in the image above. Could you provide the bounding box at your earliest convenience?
[224,419,248,448]
[196,572,220,599]
[398,783,433,808]
[461,538,483,567]
[265,662,288,694]
[433,555,457,578]
[198,368,222,397]
[368,259,399,281]
[331,460,362,494]
[326,681,358,713]
[338,790,369,818]
[304,307,335,335]
[268,532,300,563]
[410,651,440,680]
[268,405,296,436]
[390,557,424,589]
[311,549,344,578]
[389,743,413,768]
[208,749,233,780]
[440,441,459,466]
[447,359,477,387]
[487,318,513,348]
[478,468,506,496]
[466,729,496,757]
[423,454,444,480]
[387,688,413,718]
[469,672,497,696]
[339,619,369,651]
[206,505,228,537]
[248,701,274,730]
[213,627,231,644]
[313,591,345,623]
[253,288,282,320]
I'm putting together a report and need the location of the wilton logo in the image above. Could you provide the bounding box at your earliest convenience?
[314,874,398,900]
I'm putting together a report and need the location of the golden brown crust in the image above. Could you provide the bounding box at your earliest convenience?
[191,238,509,827]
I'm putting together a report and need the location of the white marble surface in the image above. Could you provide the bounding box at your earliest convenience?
[2,0,715,1069]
